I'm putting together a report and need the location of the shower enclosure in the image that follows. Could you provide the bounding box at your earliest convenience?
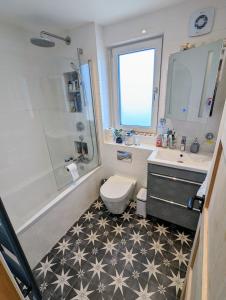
[39,48,100,190]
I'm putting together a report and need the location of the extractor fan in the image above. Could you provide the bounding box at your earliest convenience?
[189,7,215,37]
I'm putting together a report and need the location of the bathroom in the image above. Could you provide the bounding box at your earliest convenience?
[0,0,226,299]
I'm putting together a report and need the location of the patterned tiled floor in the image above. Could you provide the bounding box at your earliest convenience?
[33,199,194,300]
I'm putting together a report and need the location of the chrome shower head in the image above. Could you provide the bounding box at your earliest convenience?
[30,37,55,48]
[30,31,71,47]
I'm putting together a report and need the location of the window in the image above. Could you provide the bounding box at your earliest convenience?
[119,49,155,127]
[111,36,162,131]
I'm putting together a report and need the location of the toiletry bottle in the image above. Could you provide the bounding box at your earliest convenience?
[190,138,200,153]
[75,92,82,112]
[162,134,168,148]
[159,118,166,135]
[172,131,176,149]
[168,134,173,149]
[133,131,140,146]
[180,136,186,152]
[68,81,73,92]
[156,134,162,147]
[167,129,172,148]
[72,81,76,92]
[125,131,134,146]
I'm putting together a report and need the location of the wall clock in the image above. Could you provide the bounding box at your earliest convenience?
[189,8,215,37]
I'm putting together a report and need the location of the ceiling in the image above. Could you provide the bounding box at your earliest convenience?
[0,0,186,32]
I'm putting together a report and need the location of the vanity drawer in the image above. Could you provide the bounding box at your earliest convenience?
[148,173,201,207]
[148,164,206,183]
[147,196,199,231]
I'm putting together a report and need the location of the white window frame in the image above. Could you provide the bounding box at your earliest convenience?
[110,36,163,132]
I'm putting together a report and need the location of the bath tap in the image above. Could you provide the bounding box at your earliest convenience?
[64,157,74,163]
[74,154,90,164]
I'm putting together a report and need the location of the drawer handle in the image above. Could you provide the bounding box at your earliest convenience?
[150,195,200,212]
[150,172,202,186]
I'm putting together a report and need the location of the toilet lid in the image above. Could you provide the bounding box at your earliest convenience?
[100,175,135,202]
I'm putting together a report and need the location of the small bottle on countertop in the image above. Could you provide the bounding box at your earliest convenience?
[190,138,200,153]
[180,136,187,152]
[172,131,176,149]
[156,134,162,147]
[168,130,176,149]
[162,134,168,148]
[125,131,134,146]
[168,134,173,149]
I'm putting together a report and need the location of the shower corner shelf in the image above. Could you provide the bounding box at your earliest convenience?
[64,71,83,113]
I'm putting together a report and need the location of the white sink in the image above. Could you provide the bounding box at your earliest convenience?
[148,148,212,173]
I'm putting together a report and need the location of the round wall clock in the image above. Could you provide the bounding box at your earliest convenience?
[189,8,215,37]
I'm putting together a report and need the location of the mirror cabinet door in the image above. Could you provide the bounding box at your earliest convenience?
[165,40,223,123]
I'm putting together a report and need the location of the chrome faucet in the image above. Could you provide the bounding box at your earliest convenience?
[65,155,90,164]
[180,136,186,152]
[75,154,91,164]
[64,157,74,163]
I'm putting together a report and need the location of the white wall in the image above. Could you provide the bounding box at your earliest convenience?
[97,0,226,191]
[103,0,226,147]
[102,143,153,194]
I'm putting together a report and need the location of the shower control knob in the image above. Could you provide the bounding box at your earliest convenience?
[76,122,85,132]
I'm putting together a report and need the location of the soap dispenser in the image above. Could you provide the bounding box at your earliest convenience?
[190,138,200,153]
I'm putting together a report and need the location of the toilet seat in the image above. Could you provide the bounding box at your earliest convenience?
[100,175,135,202]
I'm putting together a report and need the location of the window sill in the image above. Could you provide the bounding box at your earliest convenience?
[104,128,156,145]
[103,140,157,152]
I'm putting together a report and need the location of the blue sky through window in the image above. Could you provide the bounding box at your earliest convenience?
[118,49,155,127]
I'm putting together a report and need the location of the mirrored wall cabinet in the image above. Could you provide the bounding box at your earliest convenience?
[165,40,225,123]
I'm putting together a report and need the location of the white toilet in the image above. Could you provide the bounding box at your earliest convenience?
[100,175,136,214]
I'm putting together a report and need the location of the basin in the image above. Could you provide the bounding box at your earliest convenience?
[148,148,212,173]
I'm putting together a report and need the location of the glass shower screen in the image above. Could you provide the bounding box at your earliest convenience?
[40,59,99,190]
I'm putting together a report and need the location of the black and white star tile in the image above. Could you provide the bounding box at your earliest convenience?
[33,198,194,300]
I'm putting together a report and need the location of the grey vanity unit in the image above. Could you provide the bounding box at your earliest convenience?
[147,163,206,231]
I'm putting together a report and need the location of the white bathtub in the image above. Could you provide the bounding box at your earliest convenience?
[17,166,103,268]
